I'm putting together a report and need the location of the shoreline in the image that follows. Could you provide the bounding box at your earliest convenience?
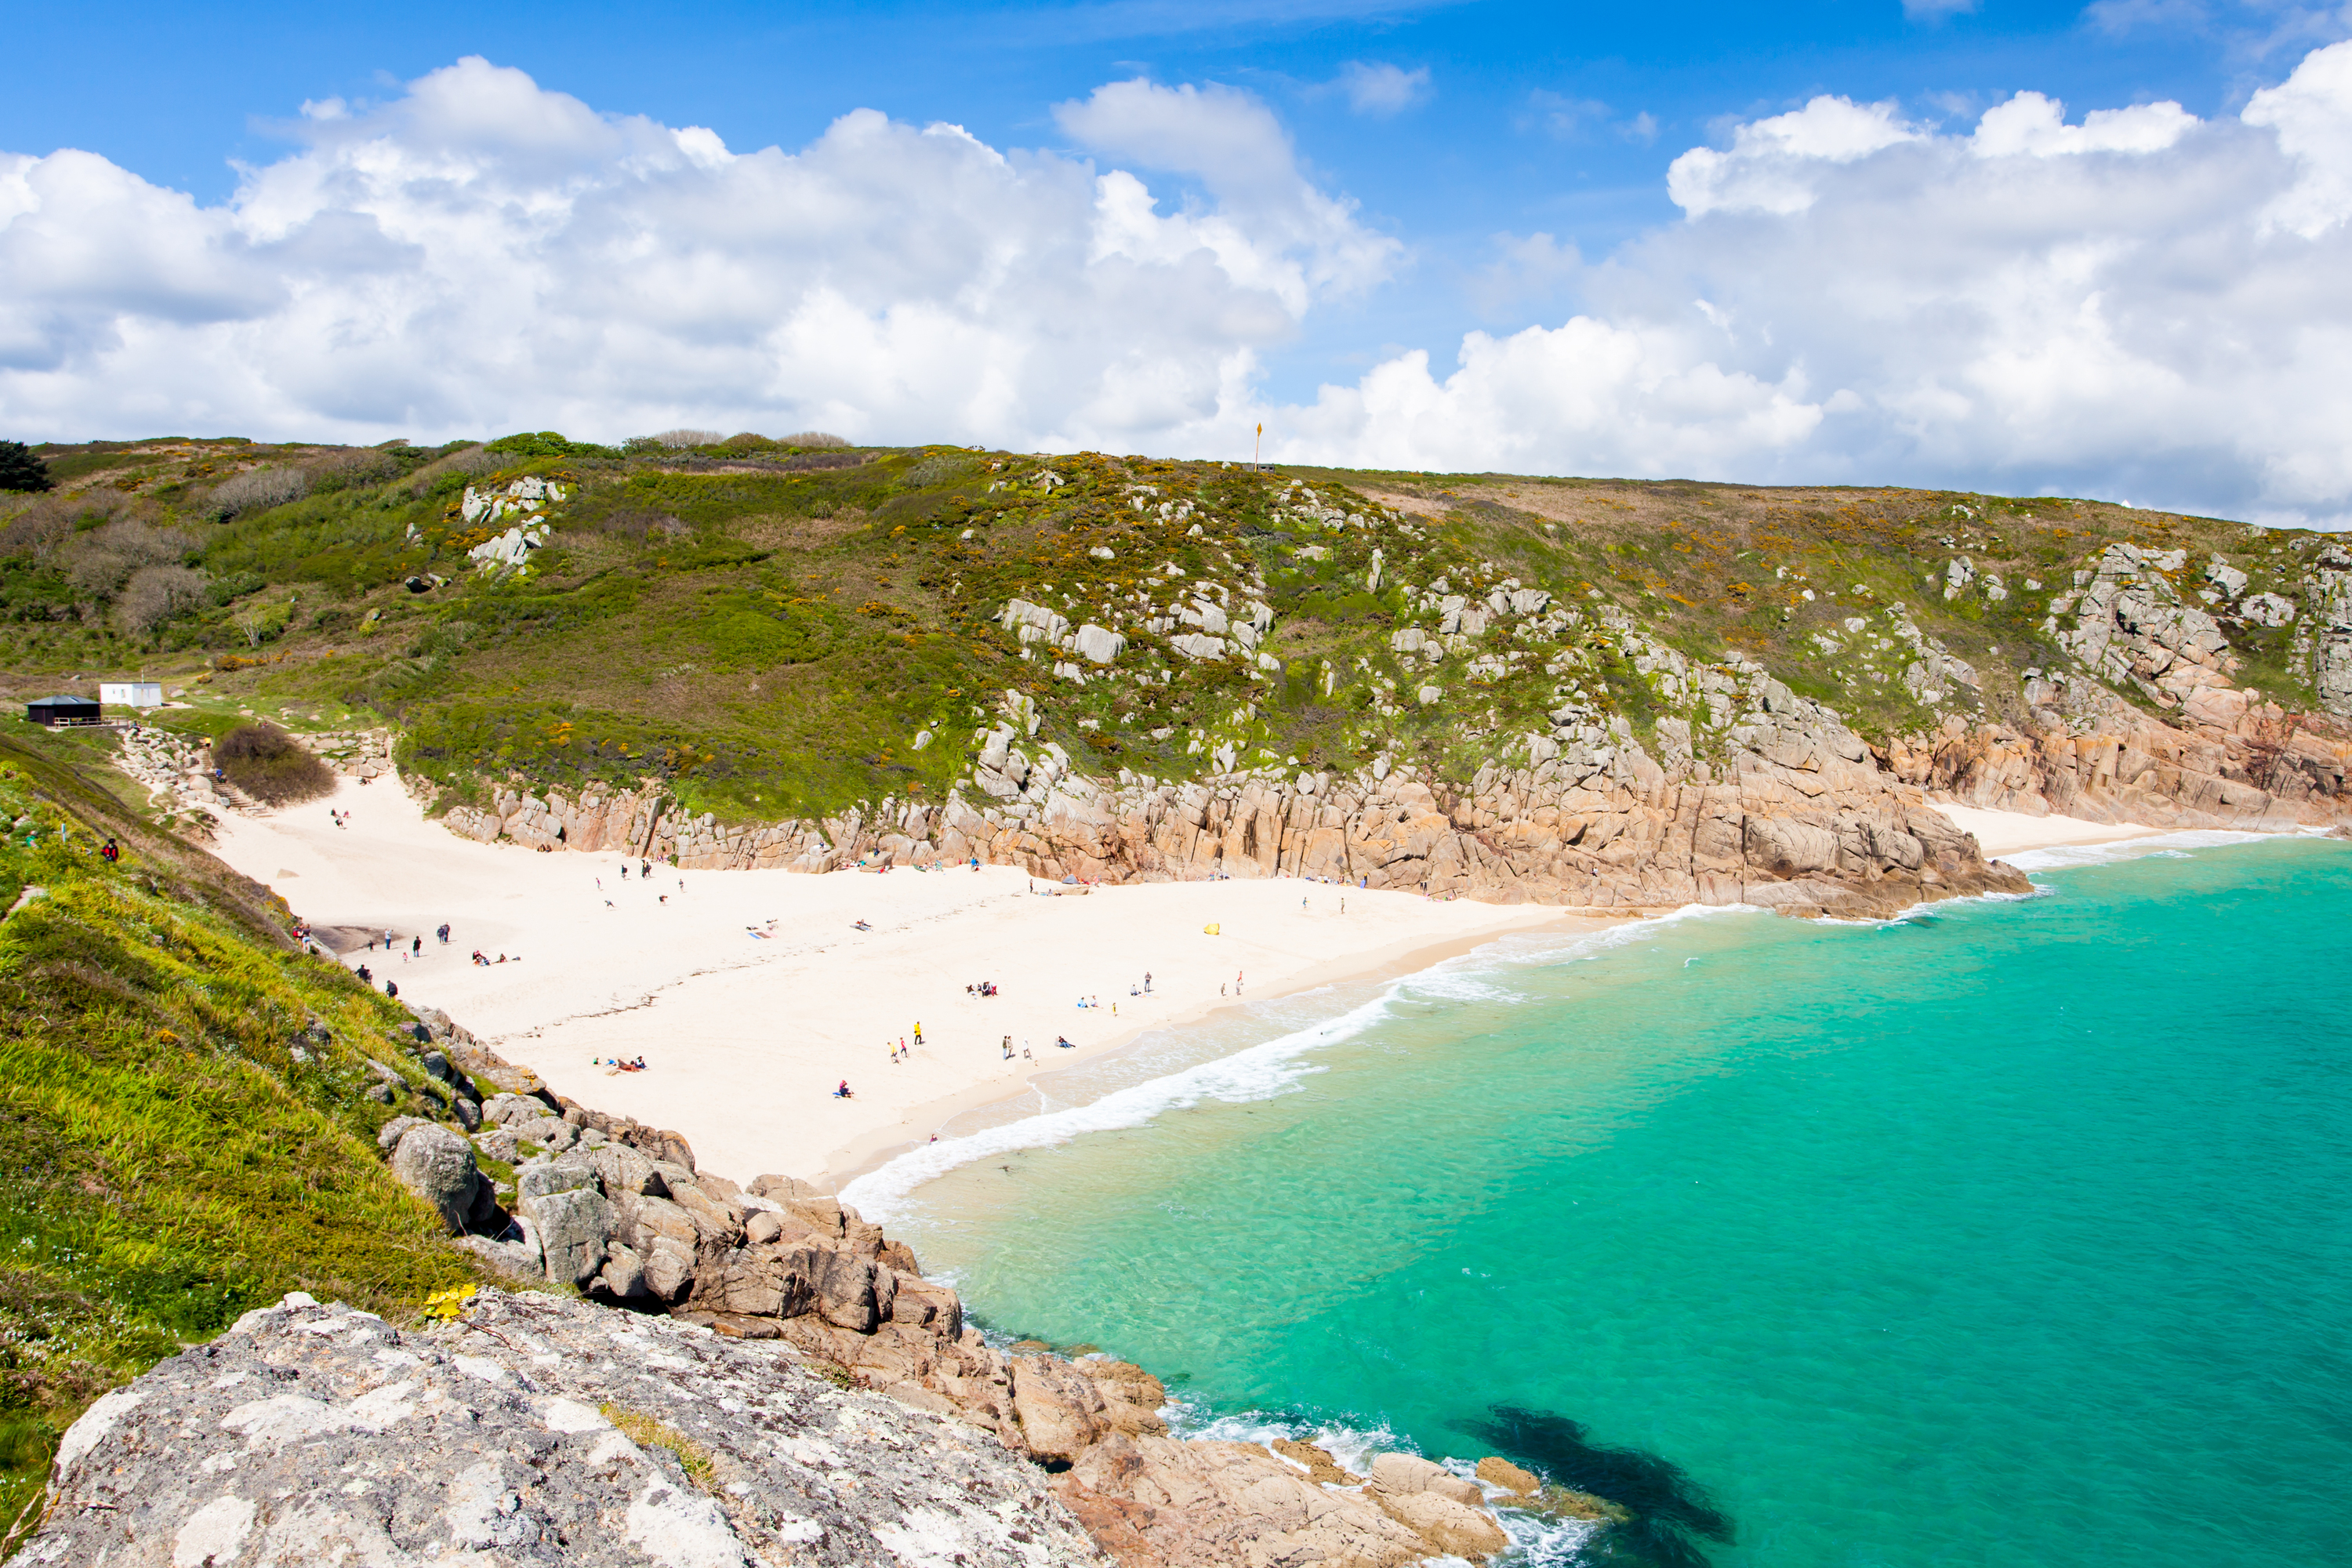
[195,769,2239,1193]
[815,910,1616,1192]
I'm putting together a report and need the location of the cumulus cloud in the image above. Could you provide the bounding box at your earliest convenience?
[1266,42,2352,522]
[0,58,1392,448]
[10,46,2352,522]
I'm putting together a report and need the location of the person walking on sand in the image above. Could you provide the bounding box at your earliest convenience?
[411,936,421,956]
[913,1022,924,1047]
[1002,1035,1013,1059]
[1236,969,1245,994]
[437,923,450,944]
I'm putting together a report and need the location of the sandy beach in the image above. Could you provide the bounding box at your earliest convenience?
[1930,804,2162,858]
[207,776,1584,1184]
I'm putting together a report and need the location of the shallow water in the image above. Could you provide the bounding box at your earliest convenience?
[866,838,2352,1568]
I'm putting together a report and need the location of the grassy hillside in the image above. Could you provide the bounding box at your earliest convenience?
[0,731,476,1547]
[0,433,2334,834]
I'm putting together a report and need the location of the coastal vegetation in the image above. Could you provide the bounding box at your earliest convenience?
[0,433,2339,840]
[0,734,476,1540]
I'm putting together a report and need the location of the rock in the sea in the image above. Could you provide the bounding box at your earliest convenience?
[1370,1450,1486,1506]
[1475,1454,1541,1495]
[1367,1483,1512,1560]
[387,1123,481,1235]
[1061,1433,1433,1568]
[24,1290,1109,1568]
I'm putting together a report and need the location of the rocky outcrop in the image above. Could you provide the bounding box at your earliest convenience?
[430,677,2031,917]
[1886,680,2352,829]
[35,1016,1547,1567]
[25,1290,1108,1568]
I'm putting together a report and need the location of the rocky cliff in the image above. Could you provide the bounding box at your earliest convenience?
[438,637,2034,920]
[26,1017,1565,1568]
[420,528,2352,912]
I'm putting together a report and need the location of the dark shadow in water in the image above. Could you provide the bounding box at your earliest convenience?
[1458,1405,1733,1568]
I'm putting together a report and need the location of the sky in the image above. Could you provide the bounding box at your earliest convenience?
[3,0,2350,521]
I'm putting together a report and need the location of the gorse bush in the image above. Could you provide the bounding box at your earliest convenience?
[212,723,336,806]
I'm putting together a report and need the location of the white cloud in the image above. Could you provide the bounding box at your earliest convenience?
[10,46,2352,522]
[1970,92,2198,156]
[1666,96,1922,216]
[0,58,1393,449]
[1334,61,1431,116]
[1269,45,2352,521]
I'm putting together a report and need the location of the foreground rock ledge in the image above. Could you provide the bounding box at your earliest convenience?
[26,1290,1108,1568]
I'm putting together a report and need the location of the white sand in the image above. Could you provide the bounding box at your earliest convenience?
[208,777,1590,1185]
[1930,803,2163,858]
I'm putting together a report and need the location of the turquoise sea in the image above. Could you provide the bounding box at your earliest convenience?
[845,836,2352,1568]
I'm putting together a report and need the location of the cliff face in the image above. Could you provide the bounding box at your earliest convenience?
[439,649,2033,919]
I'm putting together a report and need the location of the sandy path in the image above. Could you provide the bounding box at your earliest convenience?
[208,778,1581,1184]
[1929,804,2163,858]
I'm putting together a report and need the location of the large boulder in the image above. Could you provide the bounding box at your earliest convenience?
[388,1125,481,1235]
[524,1188,612,1287]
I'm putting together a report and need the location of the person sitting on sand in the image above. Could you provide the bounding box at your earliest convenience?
[472,949,487,966]
[1056,1036,1074,1049]
[853,919,872,931]
[835,1080,853,1098]
[356,964,372,983]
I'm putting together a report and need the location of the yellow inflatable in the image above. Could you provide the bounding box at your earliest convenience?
[1203,923,1220,935]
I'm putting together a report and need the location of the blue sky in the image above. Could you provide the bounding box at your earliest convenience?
[4,1,2350,517]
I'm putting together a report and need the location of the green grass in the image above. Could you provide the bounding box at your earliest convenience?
[0,735,478,1545]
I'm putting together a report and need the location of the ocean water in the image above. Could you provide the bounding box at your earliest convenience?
[848,837,2352,1568]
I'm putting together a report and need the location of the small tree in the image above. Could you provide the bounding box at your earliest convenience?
[0,441,53,492]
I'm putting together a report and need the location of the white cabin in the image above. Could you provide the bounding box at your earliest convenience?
[100,681,164,708]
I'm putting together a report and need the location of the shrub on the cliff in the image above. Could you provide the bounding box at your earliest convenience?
[214,723,336,806]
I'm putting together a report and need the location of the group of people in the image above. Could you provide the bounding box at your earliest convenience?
[599,1055,648,1073]
[470,950,517,966]
[966,980,999,996]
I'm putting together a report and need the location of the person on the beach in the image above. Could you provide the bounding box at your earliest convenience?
[1236,970,1244,994]
[1002,1035,1012,1058]
[1145,971,1152,992]
[913,1022,922,1046]
[384,980,397,998]
[437,923,450,943]
[357,964,372,983]
[620,865,629,880]
[411,936,421,956]
[836,1080,852,1098]
[641,860,651,878]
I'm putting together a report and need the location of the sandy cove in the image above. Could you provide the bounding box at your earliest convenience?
[208,775,1587,1184]
[205,775,2161,1187]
